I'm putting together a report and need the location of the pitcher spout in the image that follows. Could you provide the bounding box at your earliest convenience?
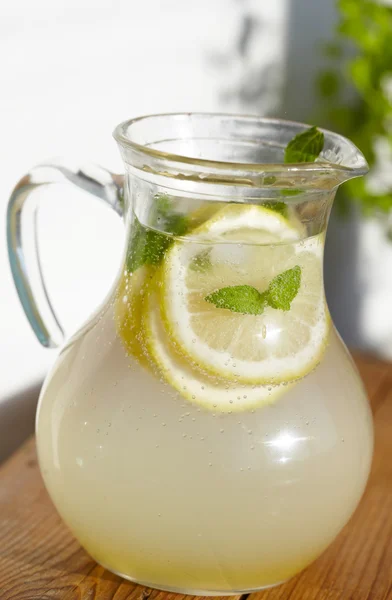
[114,114,368,194]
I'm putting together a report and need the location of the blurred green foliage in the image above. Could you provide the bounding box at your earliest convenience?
[317,0,392,214]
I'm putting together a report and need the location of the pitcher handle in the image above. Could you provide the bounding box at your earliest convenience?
[6,161,124,348]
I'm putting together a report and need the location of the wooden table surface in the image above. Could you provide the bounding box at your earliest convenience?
[1,354,392,600]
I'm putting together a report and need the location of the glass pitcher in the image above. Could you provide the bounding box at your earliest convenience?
[7,114,373,595]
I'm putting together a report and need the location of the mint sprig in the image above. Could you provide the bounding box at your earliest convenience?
[205,266,301,315]
[127,195,188,272]
[263,201,288,217]
[284,126,324,164]
[205,285,268,315]
[267,265,301,310]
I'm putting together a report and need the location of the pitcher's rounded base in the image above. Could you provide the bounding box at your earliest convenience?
[98,561,288,597]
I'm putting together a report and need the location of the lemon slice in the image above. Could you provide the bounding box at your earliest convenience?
[160,205,330,384]
[143,284,289,412]
[114,266,151,364]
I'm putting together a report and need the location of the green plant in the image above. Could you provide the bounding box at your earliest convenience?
[317,0,392,214]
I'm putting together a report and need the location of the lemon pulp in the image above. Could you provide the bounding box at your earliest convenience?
[160,205,330,386]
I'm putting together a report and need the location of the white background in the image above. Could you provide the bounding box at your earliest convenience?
[0,0,337,400]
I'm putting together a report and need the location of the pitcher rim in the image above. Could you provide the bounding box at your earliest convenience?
[113,112,369,178]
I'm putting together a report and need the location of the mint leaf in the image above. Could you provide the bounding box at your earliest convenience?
[126,195,188,272]
[267,266,301,311]
[205,285,267,315]
[190,248,212,273]
[264,201,288,217]
[284,126,324,164]
[155,194,172,216]
[204,266,302,315]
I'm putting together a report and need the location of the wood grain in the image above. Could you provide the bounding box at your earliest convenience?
[0,354,391,600]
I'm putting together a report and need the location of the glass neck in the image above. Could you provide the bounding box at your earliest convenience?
[124,172,335,243]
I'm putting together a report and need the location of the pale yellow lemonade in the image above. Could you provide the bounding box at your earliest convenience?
[36,203,373,593]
